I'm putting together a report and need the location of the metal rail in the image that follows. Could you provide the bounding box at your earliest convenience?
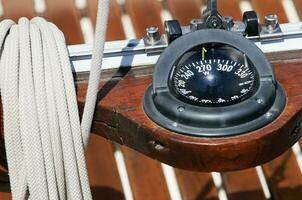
[68,22,302,75]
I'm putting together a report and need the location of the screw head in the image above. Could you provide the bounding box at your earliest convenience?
[146,26,160,44]
[177,106,185,112]
[256,98,264,104]
[154,143,165,151]
[265,14,278,31]
[146,27,159,37]
[265,112,273,119]
[147,26,158,34]
[223,16,235,30]
[210,16,218,28]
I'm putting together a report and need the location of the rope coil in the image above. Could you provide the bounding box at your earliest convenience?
[0,0,110,199]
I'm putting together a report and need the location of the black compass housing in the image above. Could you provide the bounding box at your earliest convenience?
[143,29,286,137]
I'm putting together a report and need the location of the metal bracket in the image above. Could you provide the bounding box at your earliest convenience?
[68,22,302,79]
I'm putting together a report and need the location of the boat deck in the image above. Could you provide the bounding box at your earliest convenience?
[1,0,302,199]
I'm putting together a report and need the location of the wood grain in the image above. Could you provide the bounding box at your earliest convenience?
[222,169,266,200]
[218,0,242,20]
[293,0,302,20]
[2,0,36,21]
[259,37,302,200]
[0,167,9,196]
[86,134,125,200]
[77,60,302,172]
[251,0,288,23]
[92,119,172,200]
[44,0,84,44]
[262,150,302,200]
[0,192,11,200]
[125,0,164,38]
[175,169,219,200]
[122,147,170,200]
[0,1,302,200]
[117,2,171,199]
[87,0,125,41]
[82,0,132,198]
[166,0,201,25]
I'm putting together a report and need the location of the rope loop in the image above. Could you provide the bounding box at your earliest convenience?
[0,0,110,199]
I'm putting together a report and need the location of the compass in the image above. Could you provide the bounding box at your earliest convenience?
[143,6,286,137]
[171,46,257,106]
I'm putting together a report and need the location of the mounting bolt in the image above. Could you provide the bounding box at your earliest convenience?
[256,98,264,104]
[208,16,220,28]
[177,106,185,112]
[265,14,279,32]
[265,112,273,119]
[223,16,234,30]
[150,141,167,151]
[146,26,160,45]
[190,19,201,31]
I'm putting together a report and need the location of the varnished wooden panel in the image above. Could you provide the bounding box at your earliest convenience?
[175,169,219,200]
[0,191,11,200]
[122,147,170,200]
[86,134,125,200]
[44,0,84,44]
[117,2,171,198]
[77,58,302,171]
[263,150,302,200]
[166,0,201,25]
[1,1,302,200]
[0,175,9,199]
[87,0,125,41]
[293,0,302,20]
[2,0,35,21]
[125,0,163,38]
[218,0,242,21]
[251,0,288,23]
[222,169,266,200]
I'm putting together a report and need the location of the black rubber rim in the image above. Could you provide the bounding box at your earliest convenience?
[143,83,286,137]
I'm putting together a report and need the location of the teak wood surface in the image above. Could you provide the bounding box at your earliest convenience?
[1,0,302,199]
[76,56,302,172]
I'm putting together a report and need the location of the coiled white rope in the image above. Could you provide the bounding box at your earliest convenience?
[0,0,110,199]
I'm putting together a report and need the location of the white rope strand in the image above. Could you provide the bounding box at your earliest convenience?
[0,0,110,199]
[81,0,110,146]
[30,21,59,200]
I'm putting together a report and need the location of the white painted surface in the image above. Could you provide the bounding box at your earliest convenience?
[34,0,46,13]
[160,9,173,22]
[239,0,253,13]
[256,166,271,200]
[80,17,94,44]
[114,146,134,200]
[161,164,182,200]
[121,14,136,39]
[293,143,302,173]
[75,0,87,9]
[283,0,300,23]
[212,172,228,200]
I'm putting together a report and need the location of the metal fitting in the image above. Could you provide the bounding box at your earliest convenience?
[146,26,160,45]
[265,14,279,32]
[190,19,202,31]
[223,16,234,30]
